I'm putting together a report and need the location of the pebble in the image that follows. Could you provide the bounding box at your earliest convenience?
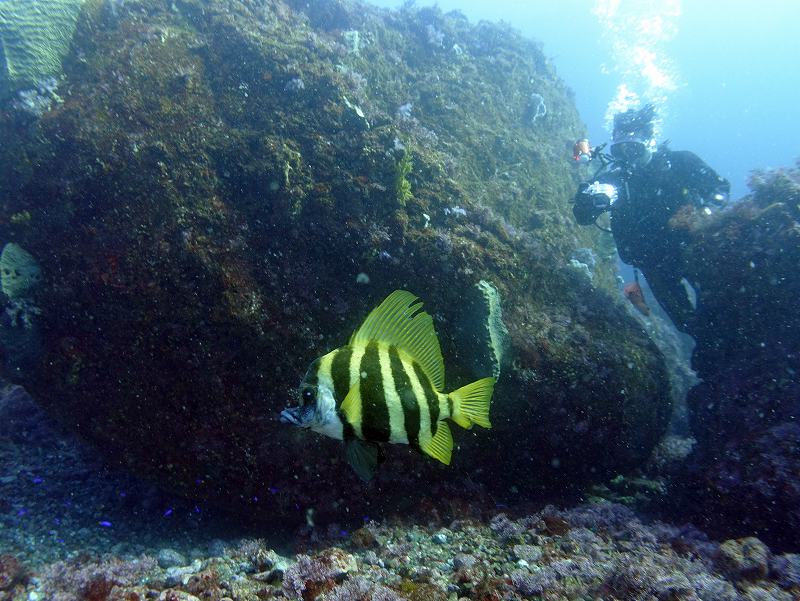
[716,537,770,580]
[453,553,476,570]
[252,556,291,584]
[269,555,292,579]
[158,591,199,601]
[512,544,543,563]
[362,550,384,568]
[433,532,448,544]
[158,548,188,569]
[164,560,203,586]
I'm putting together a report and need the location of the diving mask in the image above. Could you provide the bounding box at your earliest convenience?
[609,137,655,166]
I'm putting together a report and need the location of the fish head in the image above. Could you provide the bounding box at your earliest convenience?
[278,388,317,428]
[279,356,339,435]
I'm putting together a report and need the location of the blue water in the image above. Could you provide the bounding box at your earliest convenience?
[369,0,800,199]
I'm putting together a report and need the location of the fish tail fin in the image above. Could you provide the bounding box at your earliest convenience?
[449,377,494,429]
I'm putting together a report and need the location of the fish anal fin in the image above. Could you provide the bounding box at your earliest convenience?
[420,421,453,465]
[350,290,445,391]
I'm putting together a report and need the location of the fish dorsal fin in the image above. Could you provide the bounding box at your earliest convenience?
[350,290,444,391]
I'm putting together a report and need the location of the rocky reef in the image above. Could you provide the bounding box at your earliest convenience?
[0,0,672,521]
[4,502,800,601]
[667,161,800,550]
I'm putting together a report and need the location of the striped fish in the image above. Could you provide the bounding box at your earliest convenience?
[280,290,495,480]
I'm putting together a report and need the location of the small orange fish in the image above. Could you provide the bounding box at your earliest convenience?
[624,281,650,316]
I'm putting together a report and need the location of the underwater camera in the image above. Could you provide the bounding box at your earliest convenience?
[577,181,618,210]
[572,180,620,226]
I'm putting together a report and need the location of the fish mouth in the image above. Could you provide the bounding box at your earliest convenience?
[280,407,310,427]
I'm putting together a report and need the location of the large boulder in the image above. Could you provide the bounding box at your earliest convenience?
[673,162,800,550]
[0,0,671,521]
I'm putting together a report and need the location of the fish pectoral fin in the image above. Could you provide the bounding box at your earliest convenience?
[420,421,453,465]
[345,439,380,481]
[339,383,362,426]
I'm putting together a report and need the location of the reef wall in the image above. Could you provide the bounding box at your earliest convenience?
[672,162,800,550]
[0,0,671,522]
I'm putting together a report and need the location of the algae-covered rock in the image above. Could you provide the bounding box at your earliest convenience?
[0,0,671,520]
[666,162,800,550]
[0,0,88,99]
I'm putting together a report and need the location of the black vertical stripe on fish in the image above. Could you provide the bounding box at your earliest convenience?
[389,345,419,448]
[341,419,355,441]
[331,346,353,404]
[414,361,439,435]
[360,341,390,442]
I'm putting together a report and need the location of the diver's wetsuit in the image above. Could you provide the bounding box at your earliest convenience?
[575,148,730,331]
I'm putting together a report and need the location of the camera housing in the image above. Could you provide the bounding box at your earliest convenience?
[583,181,618,209]
[573,180,620,226]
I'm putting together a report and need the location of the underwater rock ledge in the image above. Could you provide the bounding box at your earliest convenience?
[0,0,670,519]
[673,162,800,551]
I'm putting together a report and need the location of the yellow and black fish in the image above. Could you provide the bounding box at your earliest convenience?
[280,290,495,480]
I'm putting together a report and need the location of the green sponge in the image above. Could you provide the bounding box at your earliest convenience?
[1,242,42,299]
[456,280,510,381]
[0,0,87,98]
[476,280,509,380]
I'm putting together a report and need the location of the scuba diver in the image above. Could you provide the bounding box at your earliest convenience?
[571,104,730,332]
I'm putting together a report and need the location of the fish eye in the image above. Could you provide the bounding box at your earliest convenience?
[301,388,315,404]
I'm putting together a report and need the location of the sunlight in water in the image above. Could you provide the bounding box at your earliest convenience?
[593,0,682,131]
